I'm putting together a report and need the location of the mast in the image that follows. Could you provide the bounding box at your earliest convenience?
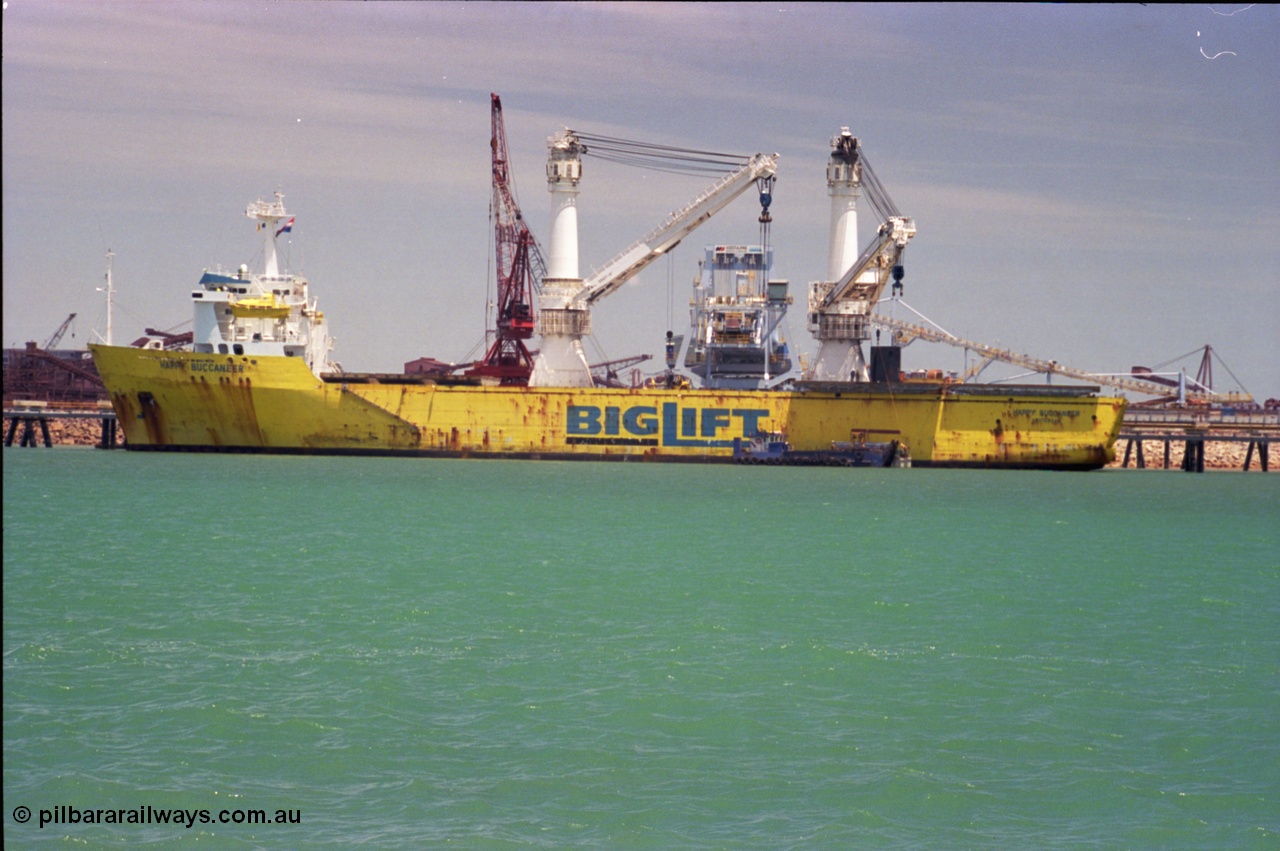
[97,249,115,346]
[103,249,114,345]
[246,191,291,279]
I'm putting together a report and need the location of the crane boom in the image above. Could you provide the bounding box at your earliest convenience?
[812,216,915,314]
[806,217,914,381]
[490,95,547,288]
[581,153,779,306]
[468,93,545,384]
[43,313,77,350]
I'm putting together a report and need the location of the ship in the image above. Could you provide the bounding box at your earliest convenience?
[89,120,1125,469]
[732,431,904,467]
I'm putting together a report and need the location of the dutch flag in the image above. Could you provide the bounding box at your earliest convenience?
[276,217,295,238]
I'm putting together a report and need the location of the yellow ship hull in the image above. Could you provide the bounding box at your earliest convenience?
[90,345,1126,469]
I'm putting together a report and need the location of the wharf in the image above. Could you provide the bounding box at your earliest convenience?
[3,401,120,448]
[1117,409,1277,472]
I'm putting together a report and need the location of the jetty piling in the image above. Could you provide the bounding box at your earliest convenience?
[3,401,121,449]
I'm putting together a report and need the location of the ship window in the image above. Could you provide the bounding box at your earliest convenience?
[233,344,244,355]
[218,344,229,354]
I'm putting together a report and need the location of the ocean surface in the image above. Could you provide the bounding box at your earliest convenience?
[4,449,1277,849]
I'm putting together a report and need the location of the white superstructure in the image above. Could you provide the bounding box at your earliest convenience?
[190,192,334,375]
[676,244,797,390]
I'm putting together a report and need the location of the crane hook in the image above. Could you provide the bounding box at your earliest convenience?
[757,176,774,224]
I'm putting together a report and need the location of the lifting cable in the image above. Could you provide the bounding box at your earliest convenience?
[572,132,750,177]
[860,155,900,223]
[1150,346,1210,372]
[1212,351,1249,394]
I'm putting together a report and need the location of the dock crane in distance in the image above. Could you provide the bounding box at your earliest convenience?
[589,353,654,388]
[141,327,196,350]
[43,314,77,350]
[466,93,548,385]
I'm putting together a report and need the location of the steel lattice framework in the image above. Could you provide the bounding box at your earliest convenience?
[468,93,547,385]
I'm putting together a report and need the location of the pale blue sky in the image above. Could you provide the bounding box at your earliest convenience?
[4,2,1277,398]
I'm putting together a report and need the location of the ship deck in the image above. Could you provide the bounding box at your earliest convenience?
[794,381,1103,397]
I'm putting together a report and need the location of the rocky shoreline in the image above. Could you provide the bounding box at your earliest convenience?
[9,417,122,449]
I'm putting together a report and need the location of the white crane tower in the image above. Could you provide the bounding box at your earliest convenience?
[826,128,862,284]
[530,129,780,387]
[531,130,591,386]
[807,129,915,381]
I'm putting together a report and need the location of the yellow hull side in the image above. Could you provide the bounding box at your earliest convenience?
[91,345,1125,468]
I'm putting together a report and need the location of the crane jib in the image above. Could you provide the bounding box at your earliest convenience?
[579,153,779,306]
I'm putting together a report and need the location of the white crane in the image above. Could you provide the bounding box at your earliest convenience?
[530,128,779,387]
[808,215,915,379]
[806,130,915,381]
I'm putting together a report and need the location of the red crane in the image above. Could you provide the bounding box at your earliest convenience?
[467,93,546,385]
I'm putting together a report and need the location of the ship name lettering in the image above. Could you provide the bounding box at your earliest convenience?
[1010,408,1077,419]
[566,404,769,447]
[190,361,245,374]
[159,359,187,371]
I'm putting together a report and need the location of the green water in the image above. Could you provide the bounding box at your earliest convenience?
[4,449,1278,848]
